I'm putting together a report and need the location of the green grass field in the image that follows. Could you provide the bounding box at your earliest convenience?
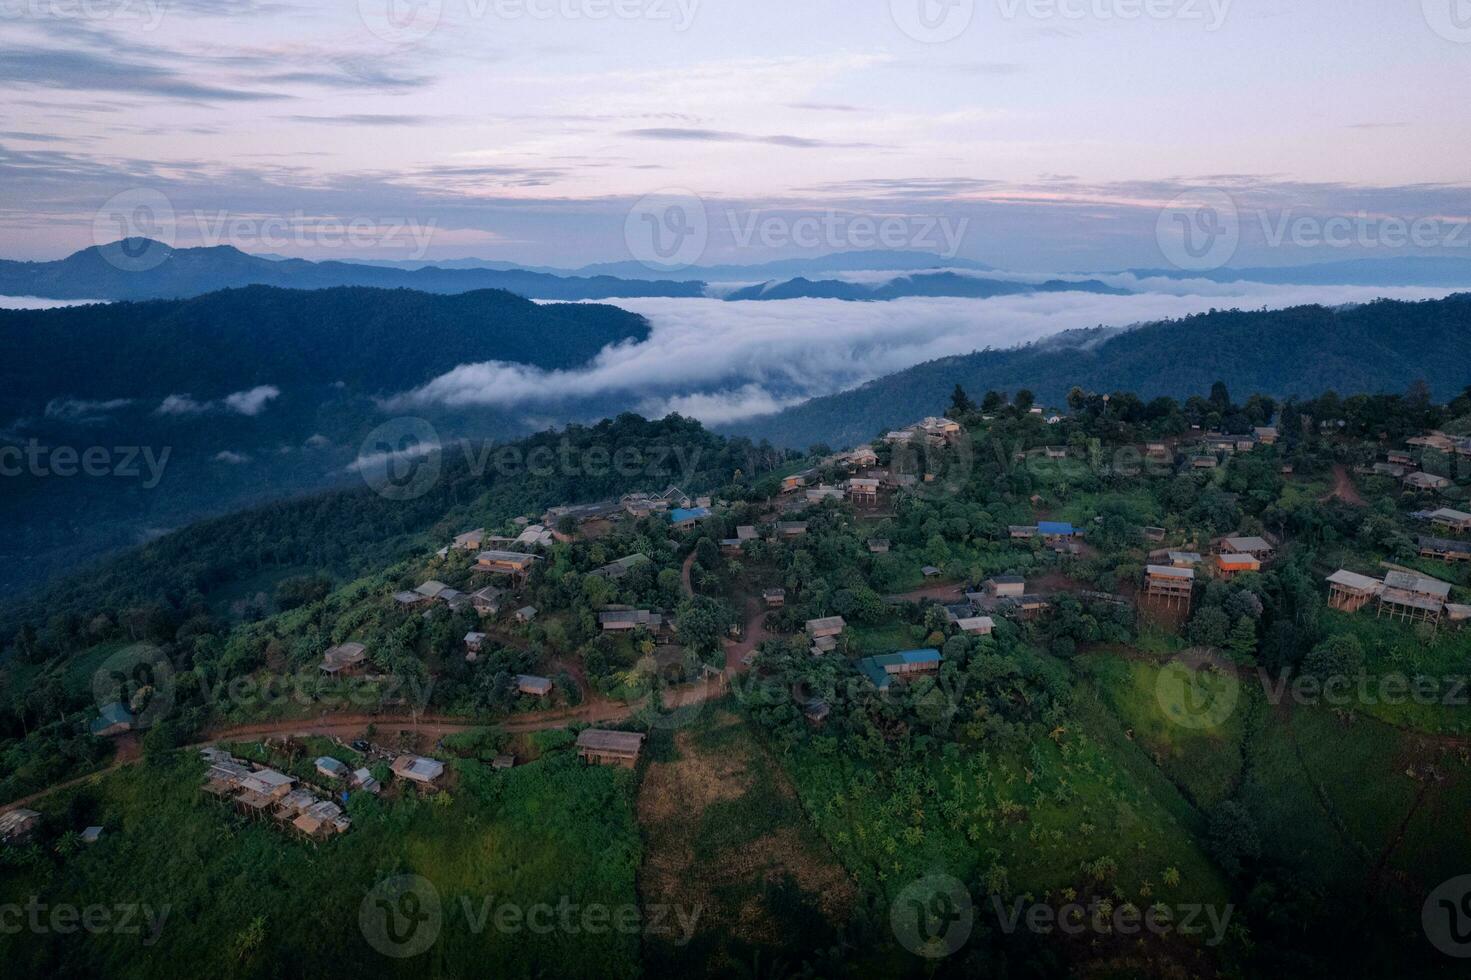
[0,742,643,979]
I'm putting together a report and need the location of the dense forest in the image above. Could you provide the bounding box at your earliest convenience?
[726,294,1471,448]
[0,285,648,416]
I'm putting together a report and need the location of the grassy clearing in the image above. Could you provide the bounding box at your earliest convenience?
[637,706,855,976]
[1081,652,1251,810]
[0,740,642,979]
[776,717,1229,912]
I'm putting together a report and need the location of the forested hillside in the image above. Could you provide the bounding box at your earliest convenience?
[0,285,646,416]
[727,294,1471,448]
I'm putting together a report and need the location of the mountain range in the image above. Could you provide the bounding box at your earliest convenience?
[723,293,1471,448]
[0,240,704,301]
[722,272,1130,301]
[0,286,649,591]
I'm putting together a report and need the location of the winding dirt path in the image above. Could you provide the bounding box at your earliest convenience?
[1328,464,1367,506]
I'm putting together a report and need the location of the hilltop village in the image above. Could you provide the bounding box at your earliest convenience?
[4,382,1471,977]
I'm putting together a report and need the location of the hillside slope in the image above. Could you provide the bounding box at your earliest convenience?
[0,285,646,415]
[725,294,1471,448]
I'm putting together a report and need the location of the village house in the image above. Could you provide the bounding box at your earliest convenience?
[452,528,486,551]
[1037,521,1076,543]
[292,800,351,840]
[577,729,645,768]
[475,550,542,579]
[802,700,831,725]
[543,500,622,526]
[352,768,381,794]
[846,446,879,468]
[1377,571,1453,624]
[81,826,103,845]
[1421,536,1471,563]
[1043,446,1068,460]
[319,642,368,676]
[922,565,943,578]
[1409,432,1457,453]
[517,675,553,697]
[856,649,943,690]
[1386,450,1415,467]
[762,587,786,608]
[392,755,445,787]
[955,616,995,636]
[1404,471,1452,492]
[589,554,651,580]
[806,616,845,655]
[515,524,556,549]
[1425,508,1471,534]
[599,609,662,632]
[780,473,809,493]
[1009,525,1038,540]
[0,808,40,844]
[847,478,881,505]
[464,632,486,659]
[1191,456,1219,470]
[777,521,808,538]
[492,755,516,770]
[867,538,891,554]
[1169,551,1203,567]
[736,525,758,542]
[668,506,711,530]
[806,616,846,639]
[1142,526,1167,543]
[514,606,538,624]
[1326,569,1384,612]
[90,701,135,737]
[1222,536,1275,561]
[315,757,350,781]
[1254,426,1279,445]
[1216,553,1262,579]
[470,586,504,616]
[1006,595,1052,621]
[805,484,845,504]
[1145,565,1195,607]
[720,537,743,556]
[983,576,1026,599]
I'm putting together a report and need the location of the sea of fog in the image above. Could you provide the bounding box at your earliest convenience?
[397,282,1460,426]
[0,296,107,309]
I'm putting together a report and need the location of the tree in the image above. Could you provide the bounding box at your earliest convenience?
[949,384,974,415]
[1227,616,1258,662]
[1015,389,1036,412]
[1208,800,1261,877]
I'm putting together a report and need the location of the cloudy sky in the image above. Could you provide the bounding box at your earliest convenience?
[3,0,1470,269]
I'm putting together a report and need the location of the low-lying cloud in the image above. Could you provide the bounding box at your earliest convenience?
[388,284,1460,425]
[157,385,280,416]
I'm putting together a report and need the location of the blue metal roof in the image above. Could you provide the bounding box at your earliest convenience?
[1037,521,1075,536]
[669,507,710,523]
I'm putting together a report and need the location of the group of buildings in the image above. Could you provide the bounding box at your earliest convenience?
[199,746,452,839]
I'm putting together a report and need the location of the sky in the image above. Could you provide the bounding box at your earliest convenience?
[2,0,1470,270]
